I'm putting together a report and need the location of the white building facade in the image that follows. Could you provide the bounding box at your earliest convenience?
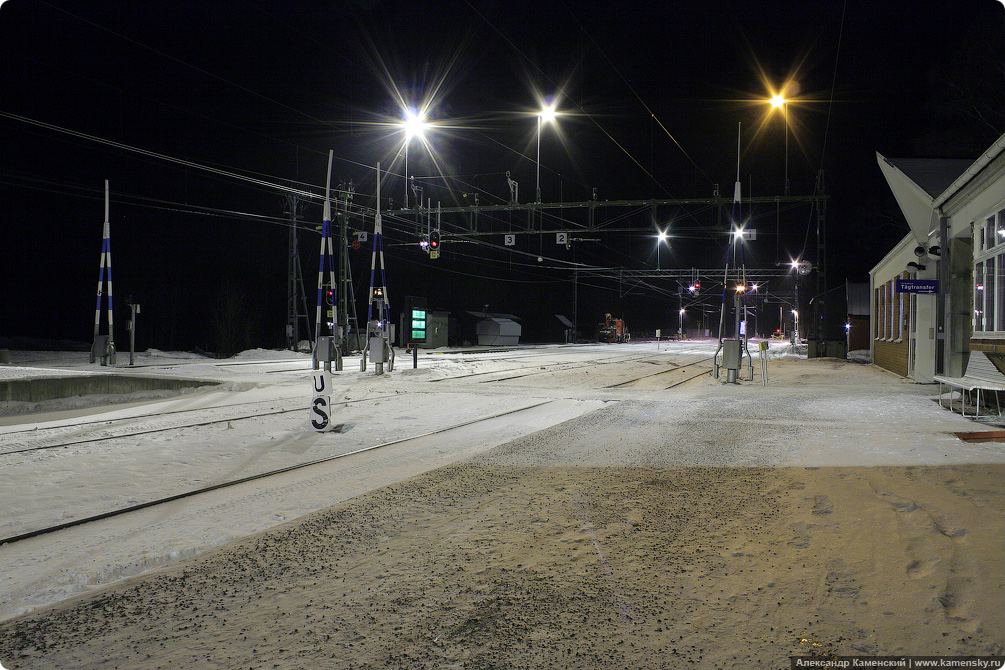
[873,132,1005,382]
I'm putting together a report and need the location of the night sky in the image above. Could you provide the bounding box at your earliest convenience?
[2,0,1003,351]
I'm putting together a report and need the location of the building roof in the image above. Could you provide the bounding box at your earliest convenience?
[877,131,1005,246]
[876,154,943,245]
[933,131,1005,208]
[465,311,521,320]
[881,157,973,198]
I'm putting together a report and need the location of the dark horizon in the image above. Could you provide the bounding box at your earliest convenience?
[2,0,1003,353]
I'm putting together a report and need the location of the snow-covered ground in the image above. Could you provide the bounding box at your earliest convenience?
[4,339,1005,667]
[0,342,652,620]
[0,339,997,624]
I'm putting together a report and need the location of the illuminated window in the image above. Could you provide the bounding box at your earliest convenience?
[887,281,895,339]
[976,261,985,332]
[988,257,997,331]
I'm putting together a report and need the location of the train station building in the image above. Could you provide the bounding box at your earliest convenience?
[872,131,1005,383]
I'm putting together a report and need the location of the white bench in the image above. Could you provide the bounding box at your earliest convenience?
[934,351,1005,417]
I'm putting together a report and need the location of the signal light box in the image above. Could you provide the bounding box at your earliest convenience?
[406,296,428,344]
[411,309,427,342]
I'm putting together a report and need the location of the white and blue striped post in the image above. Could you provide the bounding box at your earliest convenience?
[313,151,339,371]
[91,180,116,365]
[362,162,393,374]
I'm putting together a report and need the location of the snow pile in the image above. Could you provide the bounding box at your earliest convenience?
[764,340,806,360]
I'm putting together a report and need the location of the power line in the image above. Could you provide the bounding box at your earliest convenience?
[1,111,323,201]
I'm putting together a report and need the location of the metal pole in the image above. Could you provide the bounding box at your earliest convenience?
[572,269,578,343]
[536,115,542,204]
[784,102,790,196]
[129,302,137,366]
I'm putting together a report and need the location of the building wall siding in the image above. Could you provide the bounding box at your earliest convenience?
[874,339,910,377]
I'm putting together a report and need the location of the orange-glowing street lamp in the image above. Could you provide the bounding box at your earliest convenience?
[769,94,789,195]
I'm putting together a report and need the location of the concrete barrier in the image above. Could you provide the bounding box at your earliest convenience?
[0,375,217,404]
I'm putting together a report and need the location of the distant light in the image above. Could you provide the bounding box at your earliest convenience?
[679,308,686,315]
[770,94,786,108]
[751,283,759,292]
[403,109,428,140]
[656,229,669,243]
[792,309,798,316]
[844,322,851,332]
[539,105,558,123]
[736,284,746,292]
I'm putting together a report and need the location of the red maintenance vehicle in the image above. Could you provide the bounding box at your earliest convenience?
[598,313,629,343]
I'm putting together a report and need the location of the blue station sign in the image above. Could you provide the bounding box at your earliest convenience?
[896,279,939,294]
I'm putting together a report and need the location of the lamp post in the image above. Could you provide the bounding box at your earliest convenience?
[790,258,811,342]
[679,307,685,339]
[536,105,557,203]
[656,228,668,270]
[402,109,427,209]
[770,94,789,196]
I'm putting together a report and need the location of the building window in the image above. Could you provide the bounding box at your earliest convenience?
[976,261,985,332]
[875,287,882,338]
[887,281,895,339]
[998,252,1005,333]
[973,206,1005,334]
[989,256,997,332]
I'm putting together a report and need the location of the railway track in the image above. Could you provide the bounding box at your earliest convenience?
[3,349,719,458]
[0,400,553,547]
[604,356,715,389]
[431,352,665,383]
[0,348,715,548]
[0,393,402,456]
[3,351,711,457]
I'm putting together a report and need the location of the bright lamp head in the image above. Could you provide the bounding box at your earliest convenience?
[403,109,427,140]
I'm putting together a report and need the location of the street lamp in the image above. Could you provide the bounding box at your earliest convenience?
[788,258,810,343]
[679,307,685,339]
[536,104,557,203]
[656,228,669,270]
[402,109,427,209]
[770,94,789,195]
